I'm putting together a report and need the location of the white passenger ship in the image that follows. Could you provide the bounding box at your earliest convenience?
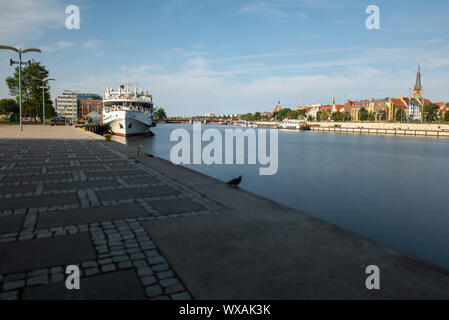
[102,85,155,136]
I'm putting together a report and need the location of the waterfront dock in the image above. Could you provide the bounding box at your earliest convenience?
[0,125,449,299]
[310,125,449,138]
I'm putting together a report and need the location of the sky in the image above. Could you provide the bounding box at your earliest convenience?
[0,0,449,116]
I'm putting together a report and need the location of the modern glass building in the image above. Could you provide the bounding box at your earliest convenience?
[55,92,102,122]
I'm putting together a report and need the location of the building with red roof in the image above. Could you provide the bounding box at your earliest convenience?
[272,101,282,115]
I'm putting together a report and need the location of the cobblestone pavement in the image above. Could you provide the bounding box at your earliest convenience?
[0,127,224,300]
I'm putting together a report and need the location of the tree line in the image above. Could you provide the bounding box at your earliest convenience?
[1,61,56,122]
[240,103,449,123]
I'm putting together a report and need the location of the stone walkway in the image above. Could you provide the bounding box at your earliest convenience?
[1,125,449,300]
[0,126,221,300]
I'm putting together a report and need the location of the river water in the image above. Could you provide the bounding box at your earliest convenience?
[123,123,449,270]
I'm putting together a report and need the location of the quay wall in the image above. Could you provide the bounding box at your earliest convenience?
[310,121,449,131]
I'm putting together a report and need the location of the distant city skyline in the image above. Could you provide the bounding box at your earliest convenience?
[1,0,449,116]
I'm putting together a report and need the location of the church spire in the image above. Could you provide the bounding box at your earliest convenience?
[413,64,423,98]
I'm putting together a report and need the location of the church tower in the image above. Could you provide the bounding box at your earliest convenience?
[413,65,423,98]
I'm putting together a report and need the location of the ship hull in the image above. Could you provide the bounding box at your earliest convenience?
[103,110,154,137]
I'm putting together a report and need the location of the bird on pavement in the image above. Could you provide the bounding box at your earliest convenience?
[226,175,242,187]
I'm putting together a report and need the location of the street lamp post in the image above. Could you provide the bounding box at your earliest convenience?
[34,78,55,126]
[0,45,42,131]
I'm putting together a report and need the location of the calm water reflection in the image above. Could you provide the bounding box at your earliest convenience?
[125,123,449,270]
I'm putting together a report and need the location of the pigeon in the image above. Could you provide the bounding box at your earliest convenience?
[227,176,242,186]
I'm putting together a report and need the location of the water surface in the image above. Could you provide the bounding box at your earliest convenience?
[125,123,449,270]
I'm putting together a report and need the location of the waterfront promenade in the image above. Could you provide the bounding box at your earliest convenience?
[0,125,449,299]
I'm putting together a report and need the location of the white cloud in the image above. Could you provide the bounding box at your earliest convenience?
[164,48,208,58]
[0,0,65,43]
[83,40,102,49]
[40,41,75,52]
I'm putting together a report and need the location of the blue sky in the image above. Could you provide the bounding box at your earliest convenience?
[1,0,449,116]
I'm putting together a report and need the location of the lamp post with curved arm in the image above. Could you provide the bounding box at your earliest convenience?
[0,45,42,131]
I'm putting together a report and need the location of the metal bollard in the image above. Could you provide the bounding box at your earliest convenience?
[137,145,146,157]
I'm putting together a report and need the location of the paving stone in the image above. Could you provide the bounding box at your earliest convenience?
[0,290,18,300]
[110,249,126,256]
[44,180,120,191]
[171,292,192,300]
[3,280,25,290]
[50,266,64,274]
[1,193,79,210]
[145,284,163,298]
[149,256,166,265]
[97,186,179,201]
[112,255,129,263]
[164,283,185,294]
[101,264,116,272]
[50,273,64,283]
[127,248,141,254]
[27,275,49,286]
[85,267,100,276]
[149,198,205,215]
[141,275,157,286]
[0,233,96,274]
[0,184,35,195]
[152,263,170,272]
[37,203,148,229]
[118,261,133,269]
[133,260,148,268]
[23,269,146,300]
[87,170,143,179]
[144,250,160,258]
[2,174,72,183]
[137,266,153,276]
[3,273,26,282]
[159,278,179,288]
[130,252,145,260]
[81,261,98,268]
[27,269,49,277]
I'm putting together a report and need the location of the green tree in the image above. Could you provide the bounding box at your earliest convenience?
[272,108,292,121]
[253,112,261,120]
[423,103,439,122]
[279,108,292,120]
[331,111,344,121]
[154,107,167,121]
[0,99,19,115]
[5,60,55,122]
[296,109,307,119]
[368,112,375,121]
[358,108,369,121]
[444,111,449,122]
[241,113,254,121]
[307,115,314,122]
[395,108,406,122]
[378,110,387,121]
